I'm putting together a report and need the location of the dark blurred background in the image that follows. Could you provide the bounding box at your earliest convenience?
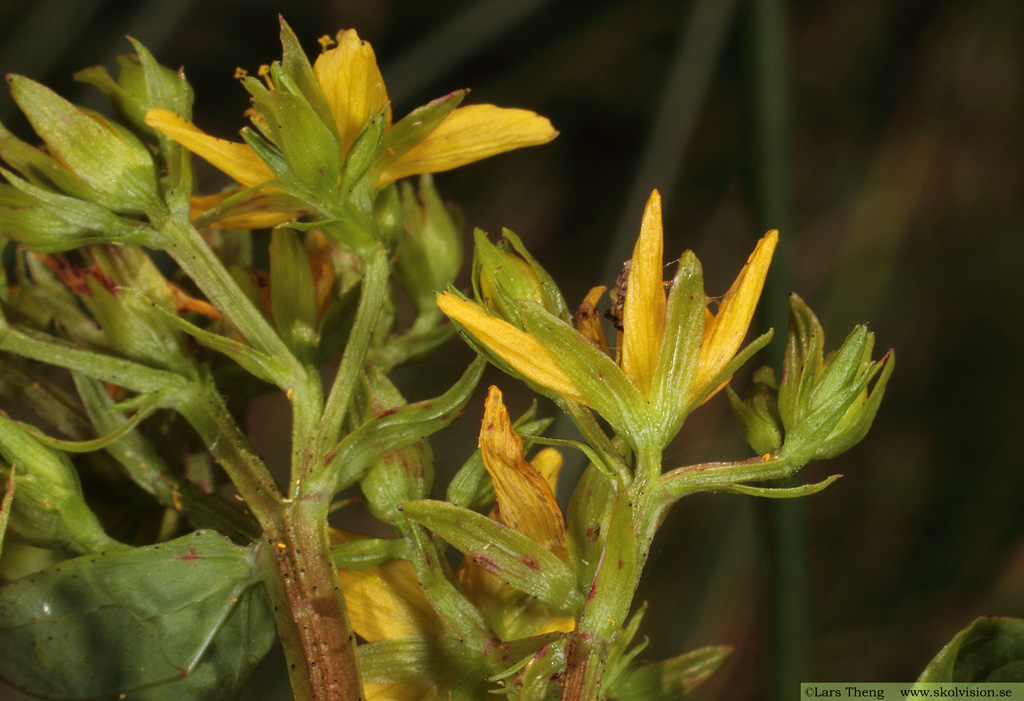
[1,0,1022,699]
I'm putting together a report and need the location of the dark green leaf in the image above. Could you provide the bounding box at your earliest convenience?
[0,530,275,700]
[917,616,1024,683]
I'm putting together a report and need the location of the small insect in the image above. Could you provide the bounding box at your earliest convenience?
[604,260,631,331]
[603,260,674,331]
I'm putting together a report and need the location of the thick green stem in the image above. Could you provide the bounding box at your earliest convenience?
[259,499,364,701]
[316,242,389,493]
[561,449,663,700]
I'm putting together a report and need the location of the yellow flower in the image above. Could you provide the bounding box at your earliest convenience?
[437,190,777,424]
[334,387,574,697]
[144,28,556,226]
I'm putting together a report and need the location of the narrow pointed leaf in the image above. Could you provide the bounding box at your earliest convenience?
[611,645,732,700]
[401,499,583,614]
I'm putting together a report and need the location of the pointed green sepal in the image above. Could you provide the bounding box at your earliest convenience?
[270,229,319,359]
[519,300,647,444]
[608,645,732,700]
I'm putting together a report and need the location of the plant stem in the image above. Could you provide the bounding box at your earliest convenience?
[259,498,364,701]
[561,449,663,700]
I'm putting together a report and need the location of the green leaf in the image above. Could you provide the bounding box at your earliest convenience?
[328,356,484,493]
[401,499,583,614]
[610,645,732,700]
[0,531,275,700]
[917,616,1024,683]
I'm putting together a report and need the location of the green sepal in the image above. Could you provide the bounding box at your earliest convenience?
[608,645,732,700]
[0,531,275,700]
[8,75,163,215]
[474,228,552,326]
[394,174,463,318]
[357,368,435,523]
[566,463,615,590]
[519,300,646,445]
[778,292,825,431]
[0,123,109,200]
[371,90,465,183]
[270,228,319,359]
[650,251,705,441]
[401,499,583,614]
[603,603,650,692]
[447,411,552,510]
[266,66,342,196]
[277,19,336,142]
[372,182,404,250]
[0,414,125,554]
[328,356,485,493]
[339,103,389,193]
[818,349,894,458]
[238,126,306,195]
[916,616,1024,683]
[500,228,572,324]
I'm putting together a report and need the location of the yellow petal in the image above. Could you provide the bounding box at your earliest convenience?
[576,285,611,357]
[313,29,390,159]
[480,387,568,560]
[188,191,298,229]
[621,190,667,400]
[143,109,273,188]
[364,682,436,701]
[436,292,589,406]
[338,558,445,642]
[530,447,563,496]
[693,230,778,399]
[379,104,558,186]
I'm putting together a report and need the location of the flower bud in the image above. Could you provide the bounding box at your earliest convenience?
[777,294,894,462]
[727,365,784,455]
[0,415,123,554]
[7,75,163,216]
[393,175,463,321]
[473,229,568,327]
[0,186,88,250]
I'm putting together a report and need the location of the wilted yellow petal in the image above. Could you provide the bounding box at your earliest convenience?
[313,29,390,159]
[338,558,445,642]
[379,105,558,186]
[621,190,667,400]
[576,285,611,357]
[693,230,778,399]
[188,191,298,229]
[480,387,568,560]
[436,292,589,406]
[143,109,273,188]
